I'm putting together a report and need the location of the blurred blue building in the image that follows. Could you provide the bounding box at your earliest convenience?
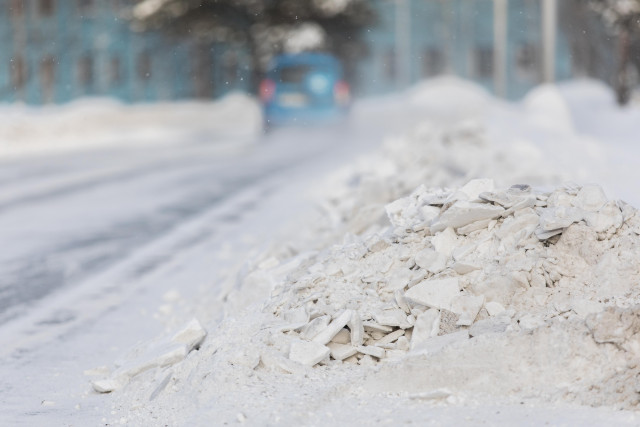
[0,0,570,104]
[358,0,572,99]
[0,0,252,104]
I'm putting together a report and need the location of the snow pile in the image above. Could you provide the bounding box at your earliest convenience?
[230,124,640,409]
[0,92,261,158]
[98,81,640,423]
[265,179,639,365]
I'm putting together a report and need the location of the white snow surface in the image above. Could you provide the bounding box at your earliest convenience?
[0,92,261,159]
[4,77,640,425]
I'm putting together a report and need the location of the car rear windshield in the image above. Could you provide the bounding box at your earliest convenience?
[277,64,333,84]
[278,65,312,84]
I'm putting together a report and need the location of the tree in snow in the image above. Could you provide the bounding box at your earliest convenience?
[589,0,640,104]
[129,0,376,90]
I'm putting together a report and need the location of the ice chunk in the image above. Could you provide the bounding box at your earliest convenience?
[410,309,440,350]
[289,340,330,366]
[92,376,130,394]
[394,289,411,314]
[414,248,447,274]
[347,311,365,346]
[431,227,458,257]
[356,345,386,359]
[299,315,331,340]
[171,318,207,350]
[451,262,481,275]
[92,318,206,393]
[485,301,506,316]
[404,278,461,311]
[535,227,564,240]
[583,202,623,233]
[458,179,495,201]
[431,201,504,233]
[450,295,485,326]
[327,342,358,361]
[373,329,405,347]
[372,308,412,328]
[572,185,607,212]
[312,310,354,345]
[363,321,393,333]
[538,206,583,231]
[457,218,493,235]
[385,197,415,228]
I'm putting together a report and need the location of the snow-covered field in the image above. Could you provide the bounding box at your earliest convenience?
[2,77,640,425]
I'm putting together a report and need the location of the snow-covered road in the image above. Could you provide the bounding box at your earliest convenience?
[0,125,386,424]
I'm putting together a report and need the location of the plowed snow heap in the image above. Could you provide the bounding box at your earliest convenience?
[264,178,640,406]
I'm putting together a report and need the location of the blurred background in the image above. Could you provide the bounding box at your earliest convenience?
[1,0,638,106]
[3,3,640,423]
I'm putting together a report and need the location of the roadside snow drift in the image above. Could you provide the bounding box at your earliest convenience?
[96,80,640,424]
[0,92,261,158]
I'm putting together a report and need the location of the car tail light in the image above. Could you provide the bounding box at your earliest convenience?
[260,79,276,103]
[334,80,350,105]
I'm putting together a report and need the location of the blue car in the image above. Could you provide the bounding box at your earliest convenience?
[259,53,351,129]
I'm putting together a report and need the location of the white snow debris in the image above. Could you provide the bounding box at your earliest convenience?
[430,201,504,233]
[311,309,354,345]
[91,318,206,393]
[327,342,358,361]
[410,309,441,350]
[289,340,331,366]
[484,301,506,317]
[404,278,461,311]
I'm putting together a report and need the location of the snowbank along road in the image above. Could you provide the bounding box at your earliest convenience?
[3,77,640,425]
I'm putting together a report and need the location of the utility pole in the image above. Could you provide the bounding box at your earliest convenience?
[493,0,507,98]
[395,0,411,89]
[541,0,557,83]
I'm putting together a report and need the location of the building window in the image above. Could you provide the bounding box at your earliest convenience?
[40,56,56,102]
[77,55,94,87]
[223,51,238,85]
[10,56,27,89]
[76,0,94,16]
[109,56,122,86]
[422,47,445,77]
[192,45,212,97]
[10,0,24,17]
[474,46,493,79]
[383,48,396,81]
[516,43,538,80]
[137,52,152,81]
[39,0,55,16]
